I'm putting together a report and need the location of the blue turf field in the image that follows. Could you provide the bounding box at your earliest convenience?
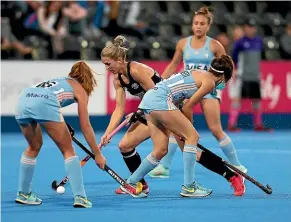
[2,131,291,222]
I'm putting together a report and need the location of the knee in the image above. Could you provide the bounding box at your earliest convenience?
[26,141,43,157]
[118,140,132,153]
[184,131,199,145]
[209,124,224,139]
[152,146,168,160]
[160,147,168,158]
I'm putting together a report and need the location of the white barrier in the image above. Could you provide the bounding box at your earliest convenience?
[1,61,106,115]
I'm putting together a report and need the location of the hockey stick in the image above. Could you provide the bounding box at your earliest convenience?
[53,122,145,197]
[51,119,127,191]
[133,111,273,195]
[197,143,272,195]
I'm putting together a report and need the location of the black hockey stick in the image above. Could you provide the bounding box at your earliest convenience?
[133,111,273,195]
[51,120,127,191]
[197,143,272,195]
[52,123,145,198]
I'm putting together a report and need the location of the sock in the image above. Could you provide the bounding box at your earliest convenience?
[198,149,236,181]
[253,101,262,126]
[65,156,86,198]
[127,154,159,184]
[183,145,197,186]
[219,135,241,166]
[18,153,37,193]
[160,138,178,169]
[228,102,240,127]
[121,149,145,183]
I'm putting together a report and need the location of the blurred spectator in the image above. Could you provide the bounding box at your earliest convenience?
[118,1,154,36]
[63,1,88,35]
[1,17,33,59]
[228,19,271,131]
[227,25,244,56]
[1,1,290,60]
[23,1,65,58]
[79,1,108,39]
[232,25,244,41]
[101,1,144,40]
[279,23,291,59]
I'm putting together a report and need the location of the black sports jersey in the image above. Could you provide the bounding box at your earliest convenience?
[118,61,161,98]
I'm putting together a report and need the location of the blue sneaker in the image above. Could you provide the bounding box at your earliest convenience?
[148,164,170,178]
[15,191,42,205]
[73,195,92,208]
[180,182,212,197]
[195,182,213,193]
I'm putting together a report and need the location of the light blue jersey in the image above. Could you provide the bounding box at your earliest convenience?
[163,71,198,103]
[183,36,214,72]
[183,36,219,100]
[15,77,76,124]
[138,71,198,114]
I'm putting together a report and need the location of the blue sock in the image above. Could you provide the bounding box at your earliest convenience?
[219,135,241,166]
[128,154,159,184]
[65,156,86,198]
[18,153,37,194]
[183,145,197,186]
[160,140,178,169]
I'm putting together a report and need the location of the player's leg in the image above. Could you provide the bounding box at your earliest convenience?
[200,98,246,170]
[228,77,242,131]
[171,130,245,196]
[127,113,170,185]
[116,121,150,194]
[15,120,43,205]
[149,135,178,178]
[150,110,212,197]
[42,121,91,208]
[197,149,246,196]
[228,98,241,131]
[251,81,272,131]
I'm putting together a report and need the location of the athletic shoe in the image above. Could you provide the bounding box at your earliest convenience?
[120,182,147,198]
[116,181,149,195]
[15,191,42,205]
[231,165,247,183]
[229,174,246,196]
[73,195,92,208]
[148,164,169,178]
[180,182,212,197]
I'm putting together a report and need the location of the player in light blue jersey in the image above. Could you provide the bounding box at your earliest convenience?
[149,6,247,185]
[123,55,234,197]
[14,61,106,208]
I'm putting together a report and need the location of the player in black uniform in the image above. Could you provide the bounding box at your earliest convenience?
[100,35,245,196]
[100,35,160,194]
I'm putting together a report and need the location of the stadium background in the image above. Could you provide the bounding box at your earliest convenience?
[1,2,291,222]
[1,0,291,131]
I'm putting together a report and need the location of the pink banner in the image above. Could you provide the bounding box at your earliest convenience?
[107,61,291,114]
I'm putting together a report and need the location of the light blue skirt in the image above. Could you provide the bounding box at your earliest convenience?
[138,83,178,114]
[15,88,63,124]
